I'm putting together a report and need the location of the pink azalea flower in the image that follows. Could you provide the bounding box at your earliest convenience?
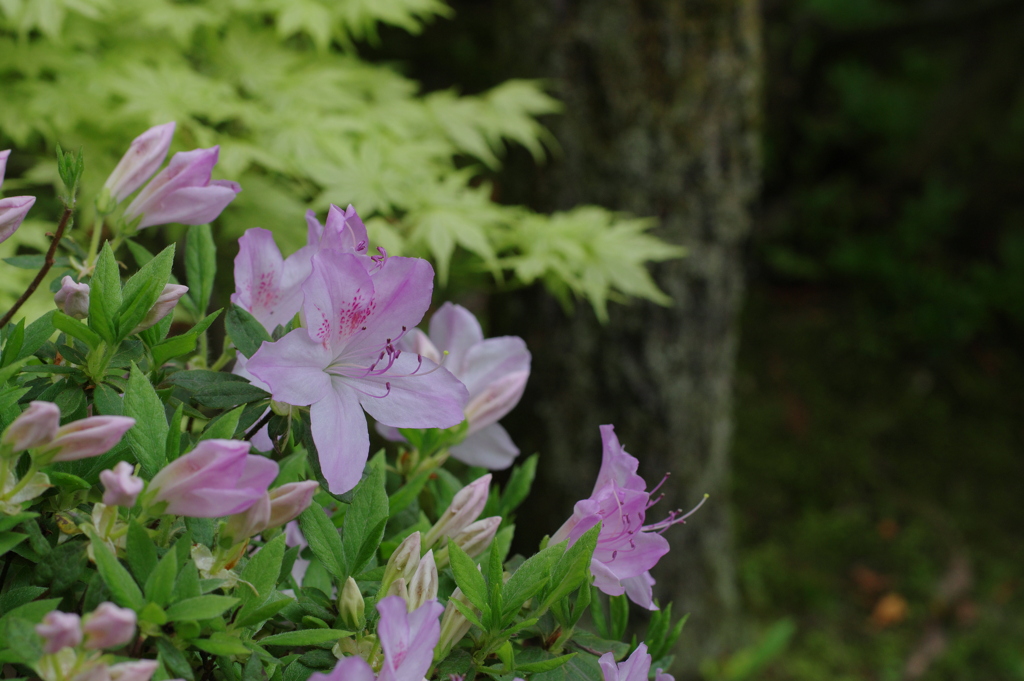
[146,439,278,517]
[381,302,530,469]
[550,425,706,610]
[36,610,82,653]
[246,249,467,494]
[310,596,443,681]
[44,416,136,462]
[103,123,175,203]
[0,149,37,244]
[599,643,674,681]
[124,147,240,229]
[99,461,144,507]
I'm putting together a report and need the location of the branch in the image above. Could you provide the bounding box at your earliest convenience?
[0,205,74,328]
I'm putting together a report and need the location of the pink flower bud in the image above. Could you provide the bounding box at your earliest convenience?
[45,416,136,462]
[0,150,36,244]
[423,474,491,549]
[266,480,319,529]
[451,516,501,558]
[103,123,176,203]
[223,492,271,542]
[381,531,421,595]
[148,439,279,518]
[124,147,240,229]
[0,196,35,244]
[108,660,159,681]
[54,276,91,319]
[82,602,136,650]
[407,550,438,611]
[36,610,82,653]
[99,462,144,507]
[131,284,189,334]
[2,401,60,453]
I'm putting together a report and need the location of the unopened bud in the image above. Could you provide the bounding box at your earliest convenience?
[435,516,502,569]
[1,401,59,454]
[36,610,82,653]
[463,370,529,431]
[82,602,136,650]
[223,492,271,543]
[385,577,409,604]
[423,474,491,549]
[266,481,319,529]
[103,122,175,204]
[339,577,365,630]
[108,660,159,681]
[380,531,421,595]
[407,550,438,611]
[436,587,475,661]
[99,461,144,507]
[43,416,136,463]
[54,276,91,319]
[131,284,189,335]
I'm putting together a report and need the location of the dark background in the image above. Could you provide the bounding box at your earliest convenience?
[370,0,1024,678]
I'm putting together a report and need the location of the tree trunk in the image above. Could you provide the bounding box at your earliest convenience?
[490,0,762,672]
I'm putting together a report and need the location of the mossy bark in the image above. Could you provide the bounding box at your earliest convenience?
[489,0,762,671]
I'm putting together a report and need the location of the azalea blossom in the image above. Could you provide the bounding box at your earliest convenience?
[599,643,674,681]
[102,122,175,204]
[0,149,36,244]
[54,276,90,319]
[381,302,530,469]
[247,249,467,494]
[36,611,82,653]
[550,425,705,610]
[310,596,442,681]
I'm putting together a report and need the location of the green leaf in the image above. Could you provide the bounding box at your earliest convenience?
[502,539,562,622]
[126,521,159,583]
[157,638,196,680]
[90,533,144,610]
[93,383,123,415]
[150,309,222,366]
[226,305,272,358]
[124,362,169,477]
[341,453,387,578]
[259,629,353,647]
[234,591,294,629]
[200,405,245,442]
[447,539,489,617]
[237,533,286,618]
[192,633,252,656]
[89,242,122,344]
[145,548,180,607]
[387,469,431,518]
[167,402,184,461]
[186,224,217,314]
[1,320,25,367]
[543,524,600,608]
[53,310,101,349]
[119,244,175,340]
[609,594,629,641]
[499,454,537,516]
[0,531,27,557]
[0,586,46,613]
[18,310,56,360]
[297,501,345,582]
[516,652,577,674]
[165,595,239,621]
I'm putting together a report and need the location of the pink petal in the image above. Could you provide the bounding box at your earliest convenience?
[622,572,659,611]
[345,257,435,358]
[427,303,484,365]
[135,181,240,228]
[449,423,519,469]
[593,425,647,494]
[301,250,376,352]
[351,355,467,430]
[0,196,35,243]
[457,336,530,397]
[310,656,376,681]
[310,381,369,495]
[246,329,333,406]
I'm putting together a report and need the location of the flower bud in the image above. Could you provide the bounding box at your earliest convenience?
[54,276,91,319]
[44,416,136,463]
[131,284,189,334]
[1,401,60,454]
[147,439,278,518]
[436,587,474,661]
[99,461,144,507]
[266,480,319,529]
[380,531,421,595]
[82,602,136,650]
[0,195,35,244]
[338,576,365,630]
[103,122,175,204]
[223,492,271,543]
[36,610,82,653]
[385,577,409,604]
[124,147,241,229]
[435,516,501,569]
[423,474,491,549]
[407,550,438,612]
[108,660,159,681]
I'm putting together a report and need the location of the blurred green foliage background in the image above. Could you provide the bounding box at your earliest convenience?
[2,0,1022,679]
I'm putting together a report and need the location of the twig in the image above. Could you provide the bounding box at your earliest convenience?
[0,205,74,328]
[243,409,274,441]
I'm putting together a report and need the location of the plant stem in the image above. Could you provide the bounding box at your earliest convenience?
[244,409,274,441]
[0,205,74,328]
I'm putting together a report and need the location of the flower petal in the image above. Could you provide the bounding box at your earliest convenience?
[593,424,647,493]
[301,249,376,352]
[351,354,467,430]
[246,329,333,406]
[427,302,483,366]
[449,423,519,469]
[310,381,370,495]
[457,336,530,396]
[345,256,435,357]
